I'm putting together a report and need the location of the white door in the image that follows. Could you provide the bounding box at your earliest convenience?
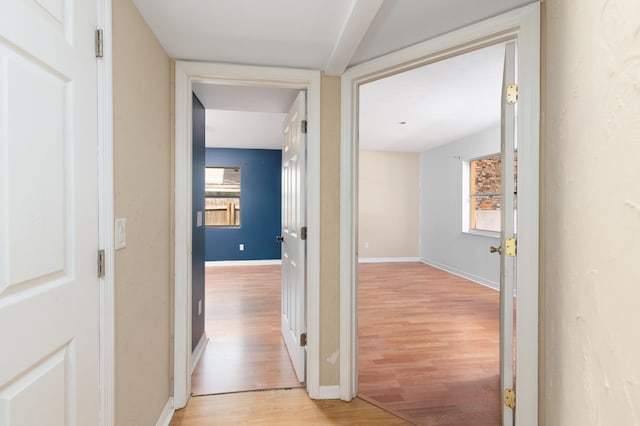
[499,41,517,426]
[280,91,307,382]
[0,1,100,425]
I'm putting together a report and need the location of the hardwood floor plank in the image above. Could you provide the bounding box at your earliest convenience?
[185,262,501,425]
[170,389,410,426]
[191,265,301,396]
[358,262,501,426]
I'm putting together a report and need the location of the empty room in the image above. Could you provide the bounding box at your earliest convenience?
[356,42,515,425]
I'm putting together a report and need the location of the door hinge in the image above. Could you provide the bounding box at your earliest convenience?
[300,226,307,240]
[300,333,307,347]
[301,120,307,134]
[506,84,518,104]
[98,249,105,278]
[505,237,517,257]
[504,388,516,409]
[95,29,104,58]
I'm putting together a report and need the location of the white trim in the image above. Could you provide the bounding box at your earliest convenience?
[174,62,322,407]
[340,4,540,423]
[419,258,499,291]
[96,0,114,425]
[155,397,174,426]
[316,385,340,399]
[358,257,419,264]
[190,333,209,374]
[205,259,282,267]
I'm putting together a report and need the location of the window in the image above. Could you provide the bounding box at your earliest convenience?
[205,167,241,227]
[467,153,517,233]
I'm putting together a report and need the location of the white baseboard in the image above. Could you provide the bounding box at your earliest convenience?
[205,259,282,267]
[316,385,340,399]
[155,397,174,426]
[358,257,420,264]
[191,333,209,374]
[420,258,499,291]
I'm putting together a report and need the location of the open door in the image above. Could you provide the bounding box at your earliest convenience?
[0,1,101,424]
[499,41,517,425]
[279,91,307,382]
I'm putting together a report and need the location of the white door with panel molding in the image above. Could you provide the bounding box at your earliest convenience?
[279,91,307,382]
[0,1,100,425]
[499,41,517,426]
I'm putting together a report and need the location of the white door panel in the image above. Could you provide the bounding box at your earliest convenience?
[500,41,517,426]
[281,91,307,382]
[0,0,100,424]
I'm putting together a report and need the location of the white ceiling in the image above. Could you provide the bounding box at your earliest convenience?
[133,0,534,74]
[359,42,505,152]
[192,84,298,149]
[134,0,533,151]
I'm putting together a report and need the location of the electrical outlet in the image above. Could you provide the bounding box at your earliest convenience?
[198,299,202,316]
[364,241,369,249]
[239,244,245,251]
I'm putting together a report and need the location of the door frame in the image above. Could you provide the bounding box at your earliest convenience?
[97,0,115,424]
[339,3,540,424]
[173,61,322,408]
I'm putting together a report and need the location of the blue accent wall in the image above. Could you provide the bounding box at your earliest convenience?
[205,148,282,261]
[191,94,205,351]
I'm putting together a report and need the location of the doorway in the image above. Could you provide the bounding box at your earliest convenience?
[340,4,540,424]
[356,42,506,425]
[188,83,302,396]
[173,62,322,408]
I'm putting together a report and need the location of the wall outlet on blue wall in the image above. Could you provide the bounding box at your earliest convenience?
[239,244,245,251]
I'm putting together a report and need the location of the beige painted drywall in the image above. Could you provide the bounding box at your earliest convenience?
[113,0,172,423]
[319,74,341,385]
[358,151,420,259]
[543,1,640,424]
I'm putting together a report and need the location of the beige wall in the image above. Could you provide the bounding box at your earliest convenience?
[113,0,173,423]
[359,151,420,259]
[319,74,341,385]
[543,1,640,424]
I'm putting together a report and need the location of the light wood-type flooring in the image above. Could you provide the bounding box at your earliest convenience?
[170,388,409,425]
[191,265,301,395]
[183,262,500,425]
[358,262,501,425]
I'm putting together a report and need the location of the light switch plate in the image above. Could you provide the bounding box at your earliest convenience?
[196,211,203,227]
[115,218,126,250]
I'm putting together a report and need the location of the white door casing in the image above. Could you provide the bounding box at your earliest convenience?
[339,4,540,423]
[281,91,307,382]
[500,40,517,426]
[0,0,100,425]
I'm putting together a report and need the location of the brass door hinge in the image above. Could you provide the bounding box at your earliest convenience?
[506,84,518,104]
[504,388,516,409]
[300,333,307,347]
[505,237,517,257]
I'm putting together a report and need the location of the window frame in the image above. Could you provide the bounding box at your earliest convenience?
[204,166,242,228]
[463,153,502,236]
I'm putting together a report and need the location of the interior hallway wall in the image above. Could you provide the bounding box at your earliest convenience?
[542,1,640,424]
[113,0,172,423]
[319,73,341,386]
